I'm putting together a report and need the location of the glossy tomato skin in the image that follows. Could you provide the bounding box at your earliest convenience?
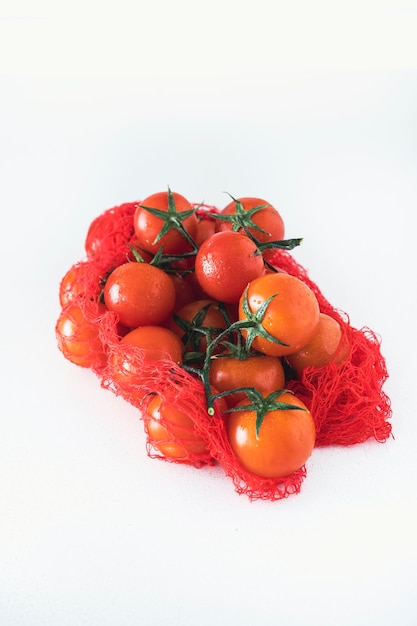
[144,394,209,459]
[170,274,196,312]
[59,264,88,307]
[120,326,184,364]
[227,392,316,478]
[103,262,176,328]
[133,191,198,255]
[56,304,106,368]
[194,215,217,247]
[195,231,265,303]
[144,390,227,460]
[239,272,320,357]
[286,313,350,378]
[217,197,285,261]
[209,353,286,407]
[108,326,184,399]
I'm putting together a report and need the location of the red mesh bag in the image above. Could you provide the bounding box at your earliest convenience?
[56,201,393,502]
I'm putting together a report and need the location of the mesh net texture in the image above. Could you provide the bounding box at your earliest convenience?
[56,201,393,501]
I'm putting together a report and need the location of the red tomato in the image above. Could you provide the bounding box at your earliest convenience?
[194,215,217,247]
[209,353,286,407]
[108,326,185,400]
[286,313,350,377]
[103,262,176,328]
[120,326,184,363]
[238,272,320,357]
[170,274,196,311]
[144,392,226,460]
[59,264,90,307]
[194,231,265,303]
[55,304,106,368]
[216,196,285,261]
[227,391,316,478]
[133,190,198,255]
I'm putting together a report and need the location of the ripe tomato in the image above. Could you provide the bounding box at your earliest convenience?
[121,326,184,364]
[195,231,265,303]
[194,215,217,247]
[108,326,184,398]
[286,312,350,378]
[126,237,154,263]
[133,190,198,255]
[209,353,286,407]
[55,304,106,368]
[227,391,316,478]
[59,263,90,307]
[144,393,220,460]
[239,272,320,357]
[170,274,196,311]
[216,196,285,261]
[169,299,228,356]
[103,262,176,328]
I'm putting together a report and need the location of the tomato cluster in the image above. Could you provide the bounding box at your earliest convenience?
[56,188,352,485]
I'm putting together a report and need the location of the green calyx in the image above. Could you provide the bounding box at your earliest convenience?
[224,388,306,438]
[173,302,228,362]
[207,192,272,236]
[203,287,289,414]
[138,186,198,250]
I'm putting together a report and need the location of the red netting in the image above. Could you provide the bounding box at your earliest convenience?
[56,201,393,501]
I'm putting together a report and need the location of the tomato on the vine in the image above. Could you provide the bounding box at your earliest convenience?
[238,272,320,357]
[169,299,228,357]
[226,390,316,478]
[209,353,286,408]
[103,261,176,328]
[286,312,350,378]
[55,303,106,369]
[133,189,198,255]
[195,230,265,303]
[215,196,285,261]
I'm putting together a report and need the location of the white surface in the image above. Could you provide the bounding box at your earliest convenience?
[1,4,417,626]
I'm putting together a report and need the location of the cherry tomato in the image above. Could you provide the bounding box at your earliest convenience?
[239,272,320,357]
[169,299,228,356]
[55,304,106,368]
[195,231,265,303]
[170,274,196,311]
[108,326,184,399]
[59,264,91,307]
[144,392,227,460]
[227,391,316,478]
[194,215,217,247]
[209,353,286,407]
[126,236,154,263]
[122,326,183,361]
[216,196,285,261]
[133,190,198,255]
[286,313,350,378]
[103,262,176,328]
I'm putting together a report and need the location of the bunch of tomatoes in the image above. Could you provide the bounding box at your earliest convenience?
[56,189,351,485]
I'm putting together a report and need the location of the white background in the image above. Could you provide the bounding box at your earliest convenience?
[1,2,417,625]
